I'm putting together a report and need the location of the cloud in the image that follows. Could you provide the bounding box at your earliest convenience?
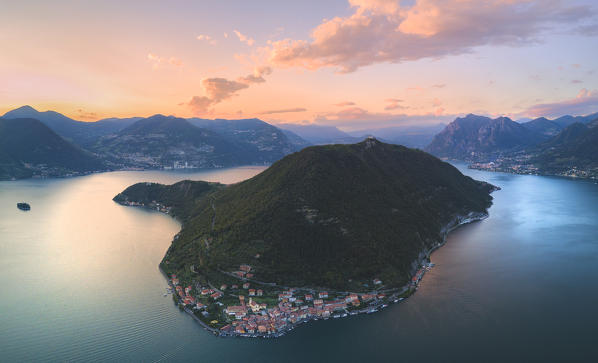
[264,0,593,73]
[576,23,598,36]
[147,53,183,69]
[334,101,356,107]
[348,0,400,15]
[238,66,272,84]
[571,79,583,84]
[234,30,255,46]
[187,66,272,114]
[259,107,307,115]
[202,78,249,103]
[188,96,214,114]
[431,84,446,88]
[197,34,217,45]
[523,89,598,117]
[384,98,405,110]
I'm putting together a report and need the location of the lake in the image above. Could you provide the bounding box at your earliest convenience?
[1,164,597,362]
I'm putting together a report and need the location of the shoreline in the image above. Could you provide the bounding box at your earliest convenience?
[0,164,270,182]
[161,209,493,339]
[467,164,598,182]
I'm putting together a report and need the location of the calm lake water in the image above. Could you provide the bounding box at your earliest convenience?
[1,164,598,362]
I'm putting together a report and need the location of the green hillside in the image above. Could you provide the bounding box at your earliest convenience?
[113,180,224,221]
[0,118,105,179]
[531,122,598,173]
[117,138,496,291]
[93,115,252,169]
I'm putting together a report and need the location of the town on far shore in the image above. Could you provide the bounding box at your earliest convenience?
[165,261,434,338]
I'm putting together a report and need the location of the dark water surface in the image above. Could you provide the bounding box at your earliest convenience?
[1,165,597,362]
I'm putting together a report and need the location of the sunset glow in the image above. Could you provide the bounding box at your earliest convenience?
[2,0,597,129]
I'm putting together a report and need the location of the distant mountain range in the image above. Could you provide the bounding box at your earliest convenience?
[2,106,140,146]
[1,106,312,179]
[529,120,598,174]
[2,105,597,180]
[426,112,598,161]
[92,115,254,169]
[188,118,300,162]
[276,124,362,145]
[277,123,446,148]
[0,118,104,180]
[426,114,543,159]
[348,124,447,148]
[427,112,598,179]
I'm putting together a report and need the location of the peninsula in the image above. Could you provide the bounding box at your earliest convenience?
[114,138,497,337]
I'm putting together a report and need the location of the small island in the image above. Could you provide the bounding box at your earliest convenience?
[17,202,30,211]
[115,139,498,338]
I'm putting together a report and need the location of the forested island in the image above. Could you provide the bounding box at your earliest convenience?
[114,138,497,337]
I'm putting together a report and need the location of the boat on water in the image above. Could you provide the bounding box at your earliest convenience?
[17,202,30,211]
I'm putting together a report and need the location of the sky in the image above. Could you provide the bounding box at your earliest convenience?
[1,0,597,130]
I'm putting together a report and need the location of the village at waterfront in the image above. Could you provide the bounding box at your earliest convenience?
[165,262,434,338]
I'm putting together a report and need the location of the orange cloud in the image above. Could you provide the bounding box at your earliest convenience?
[523,89,598,117]
[384,98,404,110]
[335,101,356,107]
[187,66,273,114]
[238,66,272,84]
[266,0,592,72]
[259,107,307,115]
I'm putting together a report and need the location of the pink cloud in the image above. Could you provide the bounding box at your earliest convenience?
[335,101,356,107]
[187,67,272,114]
[384,98,405,110]
[523,89,598,117]
[238,66,272,84]
[265,0,592,73]
[202,78,249,103]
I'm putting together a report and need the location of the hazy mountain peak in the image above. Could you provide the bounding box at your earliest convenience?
[13,105,38,113]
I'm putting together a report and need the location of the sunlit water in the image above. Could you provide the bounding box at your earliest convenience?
[1,164,597,362]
